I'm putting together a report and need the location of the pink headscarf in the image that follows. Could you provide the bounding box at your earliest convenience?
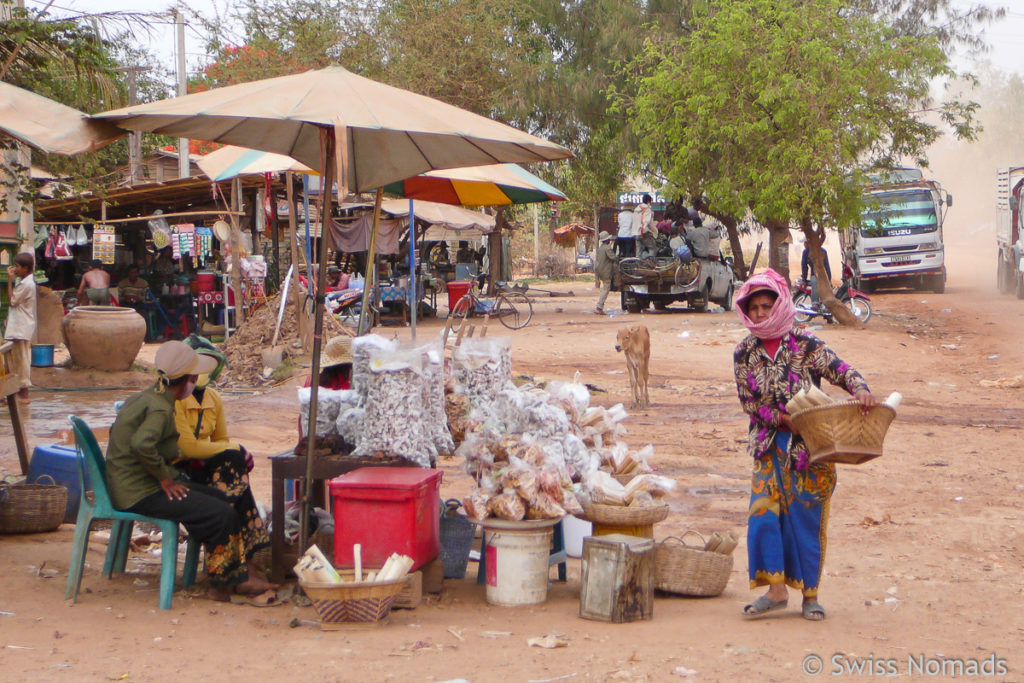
[733,268,795,340]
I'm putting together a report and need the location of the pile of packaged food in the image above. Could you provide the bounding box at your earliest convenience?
[447,338,675,521]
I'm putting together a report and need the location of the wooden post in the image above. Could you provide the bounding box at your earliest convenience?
[8,396,29,475]
[286,173,312,352]
[229,178,246,324]
[487,209,502,296]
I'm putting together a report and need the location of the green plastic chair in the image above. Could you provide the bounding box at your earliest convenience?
[65,415,200,610]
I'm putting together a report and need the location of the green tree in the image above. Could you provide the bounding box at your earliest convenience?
[628,0,976,323]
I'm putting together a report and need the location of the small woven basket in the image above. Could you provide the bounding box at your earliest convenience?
[439,499,476,579]
[578,501,670,527]
[299,577,405,630]
[653,532,732,597]
[0,475,68,534]
[791,401,896,465]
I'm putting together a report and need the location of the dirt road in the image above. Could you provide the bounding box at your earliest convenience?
[2,242,1022,681]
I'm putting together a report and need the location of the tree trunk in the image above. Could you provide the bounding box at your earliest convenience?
[766,220,792,285]
[799,218,859,326]
[487,208,502,296]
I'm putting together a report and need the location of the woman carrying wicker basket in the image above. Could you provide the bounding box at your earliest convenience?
[732,269,875,621]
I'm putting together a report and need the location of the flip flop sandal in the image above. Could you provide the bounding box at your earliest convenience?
[802,602,826,621]
[743,595,788,618]
[230,589,283,607]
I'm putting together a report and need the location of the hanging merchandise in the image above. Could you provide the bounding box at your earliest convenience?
[170,224,181,260]
[147,211,171,251]
[54,228,73,260]
[44,227,56,260]
[33,223,47,249]
[75,224,90,246]
[195,226,214,265]
[173,223,196,257]
[92,225,116,265]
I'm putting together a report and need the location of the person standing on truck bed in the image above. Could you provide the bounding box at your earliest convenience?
[632,194,656,258]
[800,242,833,309]
[617,205,635,257]
[594,233,619,315]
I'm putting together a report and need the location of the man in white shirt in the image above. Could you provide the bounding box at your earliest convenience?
[631,194,656,258]
[5,252,37,401]
[616,206,635,257]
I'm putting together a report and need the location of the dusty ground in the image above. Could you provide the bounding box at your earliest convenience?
[1,239,1023,682]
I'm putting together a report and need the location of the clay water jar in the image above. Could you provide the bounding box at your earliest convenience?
[62,306,146,371]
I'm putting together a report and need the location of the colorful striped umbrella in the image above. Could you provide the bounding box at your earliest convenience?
[383,163,566,206]
[197,145,315,181]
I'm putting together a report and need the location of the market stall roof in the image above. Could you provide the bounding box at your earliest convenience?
[553,222,596,248]
[33,175,266,223]
[197,145,315,181]
[379,198,495,233]
[0,81,125,155]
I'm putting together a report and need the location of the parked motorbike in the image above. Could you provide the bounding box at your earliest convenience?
[792,264,872,324]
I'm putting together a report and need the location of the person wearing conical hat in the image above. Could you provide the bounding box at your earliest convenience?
[105,341,277,601]
[297,336,354,441]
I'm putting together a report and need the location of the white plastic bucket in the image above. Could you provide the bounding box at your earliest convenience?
[484,527,553,606]
[562,516,592,558]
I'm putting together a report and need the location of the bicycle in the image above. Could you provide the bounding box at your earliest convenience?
[448,283,533,332]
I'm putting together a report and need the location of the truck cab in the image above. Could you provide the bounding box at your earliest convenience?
[841,168,951,294]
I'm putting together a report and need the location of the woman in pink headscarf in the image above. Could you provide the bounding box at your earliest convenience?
[732,269,876,621]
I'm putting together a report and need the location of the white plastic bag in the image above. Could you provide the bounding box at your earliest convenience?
[297,387,350,438]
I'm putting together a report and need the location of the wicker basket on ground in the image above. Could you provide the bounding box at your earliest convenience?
[299,577,406,630]
[790,401,896,465]
[0,476,67,534]
[653,532,732,597]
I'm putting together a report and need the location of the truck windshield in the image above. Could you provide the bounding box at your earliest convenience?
[860,190,937,238]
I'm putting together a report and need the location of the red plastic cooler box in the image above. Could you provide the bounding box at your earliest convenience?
[329,467,443,571]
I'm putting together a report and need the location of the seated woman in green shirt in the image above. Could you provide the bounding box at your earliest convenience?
[105,341,276,601]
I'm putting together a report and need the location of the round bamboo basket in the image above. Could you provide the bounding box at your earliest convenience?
[790,401,896,465]
[653,532,732,597]
[299,577,406,630]
[577,501,669,527]
[0,476,67,534]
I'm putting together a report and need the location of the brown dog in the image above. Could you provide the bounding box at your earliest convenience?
[615,325,650,408]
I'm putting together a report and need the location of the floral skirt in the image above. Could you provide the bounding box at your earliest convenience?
[178,449,270,585]
[747,432,836,598]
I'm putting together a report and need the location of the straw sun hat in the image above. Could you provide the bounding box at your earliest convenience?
[320,336,353,368]
[155,341,218,380]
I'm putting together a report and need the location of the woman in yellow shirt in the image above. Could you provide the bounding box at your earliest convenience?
[174,349,270,582]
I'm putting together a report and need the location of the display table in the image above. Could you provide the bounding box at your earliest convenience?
[268,452,411,582]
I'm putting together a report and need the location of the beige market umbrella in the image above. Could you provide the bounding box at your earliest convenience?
[95,65,569,192]
[197,144,315,181]
[95,64,570,553]
[0,81,124,155]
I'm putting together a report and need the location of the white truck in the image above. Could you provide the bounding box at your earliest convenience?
[841,168,952,293]
[996,167,1024,298]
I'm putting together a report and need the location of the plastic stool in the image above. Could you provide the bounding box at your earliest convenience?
[476,518,568,584]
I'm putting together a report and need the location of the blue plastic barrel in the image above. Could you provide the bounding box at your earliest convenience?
[30,344,54,367]
[27,444,88,523]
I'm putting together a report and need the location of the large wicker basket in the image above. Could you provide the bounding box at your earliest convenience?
[653,532,732,597]
[578,501,670,527]
[790,401,896,465]
[0,476,68,534]
[299,577,406,630]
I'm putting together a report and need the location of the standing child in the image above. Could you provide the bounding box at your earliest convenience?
[5,252,37,401]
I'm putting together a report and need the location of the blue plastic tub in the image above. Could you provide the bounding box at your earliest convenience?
[27,444,88,523]
[30,344,54,367]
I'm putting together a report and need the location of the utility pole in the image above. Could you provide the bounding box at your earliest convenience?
[175,10,190,179]
[115,66,150,185]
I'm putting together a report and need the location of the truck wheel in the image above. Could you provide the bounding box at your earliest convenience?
[621,291,637,312]
[719,284,734,311]
[931,273,945,294]
[692,282,710,312]
[653,300,667,311]
[636,296,651,311]
[857,277,873,294]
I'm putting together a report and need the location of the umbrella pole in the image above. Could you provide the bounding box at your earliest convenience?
[409,199,417,340]
[299,136,336,554]
[356,190,384,335]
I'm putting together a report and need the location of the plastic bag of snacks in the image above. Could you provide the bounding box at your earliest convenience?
[420,341,455,457]
[351,334,396,404]
[298,387,352,438]
[452,336,513,410]
[353,345,435,467]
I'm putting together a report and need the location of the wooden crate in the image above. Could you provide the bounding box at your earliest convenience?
[393,570,423,610]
